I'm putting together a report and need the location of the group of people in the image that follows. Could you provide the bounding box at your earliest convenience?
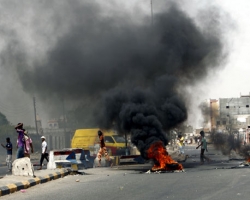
[15,123,33,159]
[97,130,211,166]
[1,125,113,172]
[1,123,49,172]
[177,131,210,164]
[0,124,211,171]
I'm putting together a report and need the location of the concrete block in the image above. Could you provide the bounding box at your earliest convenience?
[12,157,34,177]
[170,151,188,162]
[47,151,56,169]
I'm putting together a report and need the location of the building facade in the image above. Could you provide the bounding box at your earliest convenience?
[203,94,250,144]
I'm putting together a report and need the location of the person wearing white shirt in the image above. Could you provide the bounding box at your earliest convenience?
[38,136,49,170]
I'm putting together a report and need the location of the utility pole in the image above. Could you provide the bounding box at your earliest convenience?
[62,98,68,149]
[33,97,39,135]
[62,98,66,135]
[151,0,154,25]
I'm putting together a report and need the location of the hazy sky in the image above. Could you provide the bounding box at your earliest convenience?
[152,0,250,127]
[0,0,248,129]
[195,0,250,99]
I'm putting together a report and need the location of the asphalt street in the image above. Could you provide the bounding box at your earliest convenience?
[2,145,249,200]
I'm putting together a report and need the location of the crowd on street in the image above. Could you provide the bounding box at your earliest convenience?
[1,123,49,172]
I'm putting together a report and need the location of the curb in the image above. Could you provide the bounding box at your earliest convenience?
[0,169,69,197]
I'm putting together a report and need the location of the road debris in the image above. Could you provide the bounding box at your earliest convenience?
[145,169,184,174]
[239,160,250,167]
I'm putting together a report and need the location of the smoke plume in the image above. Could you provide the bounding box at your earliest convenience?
[93,3,226,159]
[211,130,250,159]
[0,1,227,157]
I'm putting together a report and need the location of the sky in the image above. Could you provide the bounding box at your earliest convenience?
[0,0,249,129]
[196,0,250,98]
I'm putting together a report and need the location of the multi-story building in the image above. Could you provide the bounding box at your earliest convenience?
[203,94,250,144]
[219,95,250,143]
[199,99,220,131]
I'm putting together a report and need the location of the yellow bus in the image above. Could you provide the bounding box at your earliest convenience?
[71,128,127,155]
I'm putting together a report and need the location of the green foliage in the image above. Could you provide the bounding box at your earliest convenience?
[0,124,16,144]
[0,112,14,143]
[0,112,9,126]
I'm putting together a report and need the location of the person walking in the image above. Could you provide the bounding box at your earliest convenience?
[96,130,113,167]
[177,134,185,155]
[23,131,34,158]
[1,137,12,172]
[196,131,210,164]
[38,136,49,170]
[15,123,26,159]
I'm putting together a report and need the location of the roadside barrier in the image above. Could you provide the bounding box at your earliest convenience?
[47,148,95,170]
[12,157,35,177]
[47,148,145,170]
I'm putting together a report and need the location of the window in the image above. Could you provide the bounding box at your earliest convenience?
[226,106,229,109]
[217,121,220,125]
[113,136,126,143]
[104,136,114,143]
[222,121,226,125]
[246,105,249,108]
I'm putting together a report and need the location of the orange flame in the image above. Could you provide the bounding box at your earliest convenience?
[147,141,183,171]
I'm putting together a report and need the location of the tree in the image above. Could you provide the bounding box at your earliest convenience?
[0,112,9,126]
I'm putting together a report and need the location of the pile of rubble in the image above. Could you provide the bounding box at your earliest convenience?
[239,160,250,167]
[145,169,185,174]
[168,149,189,162]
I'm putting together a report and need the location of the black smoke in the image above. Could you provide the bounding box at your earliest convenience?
[16,2,225,102]
[211,131,241,155]
[93,3,226,158]
[211,130,250,158]
[0,1,227,156]
[96,86,187,159]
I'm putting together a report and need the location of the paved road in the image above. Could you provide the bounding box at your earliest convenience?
[2,145,249,200]
[3,164,250,200]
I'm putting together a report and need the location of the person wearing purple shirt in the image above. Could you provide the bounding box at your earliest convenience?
[15,123,26,159]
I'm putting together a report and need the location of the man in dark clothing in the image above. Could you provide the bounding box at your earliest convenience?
[196,131,210,164]
[1,137,12,172]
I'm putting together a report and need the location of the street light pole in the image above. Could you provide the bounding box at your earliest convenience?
[151,0,154,25]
